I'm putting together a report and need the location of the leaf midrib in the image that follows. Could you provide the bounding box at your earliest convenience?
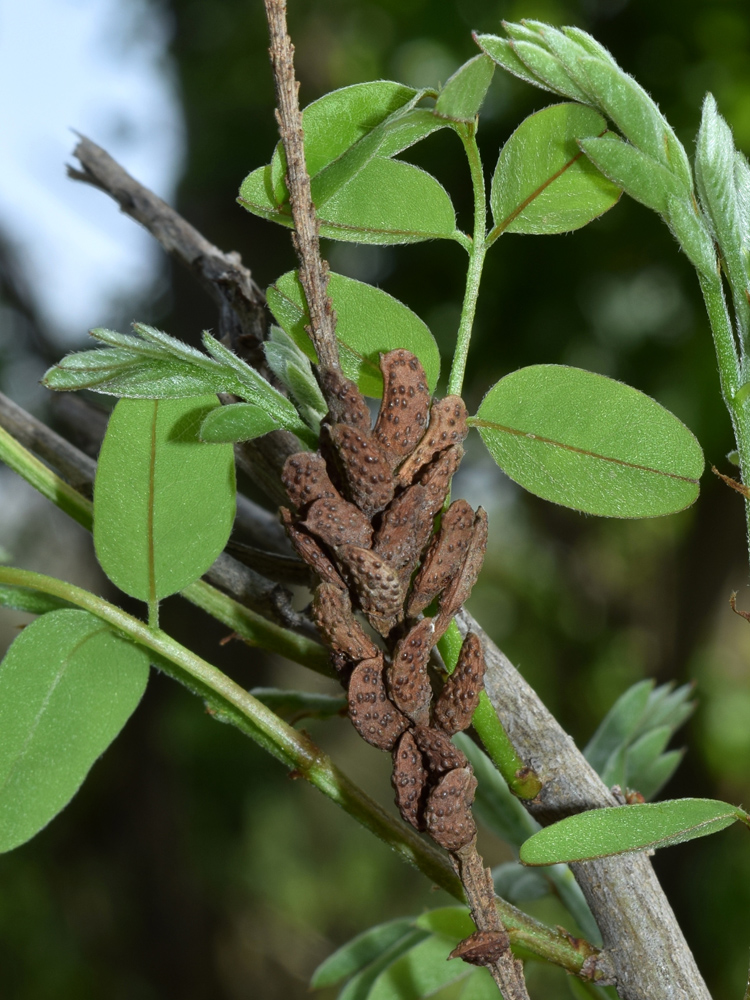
[470,417,699,483]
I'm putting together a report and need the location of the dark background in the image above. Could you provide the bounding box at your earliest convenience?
[2,0,750,996]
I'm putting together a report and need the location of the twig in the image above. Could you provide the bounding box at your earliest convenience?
[457,608,712,999]
[68,136,266,355]
[263,0,340,376]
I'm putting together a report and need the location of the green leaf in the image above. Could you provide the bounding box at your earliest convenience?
[94,397,236,602]
[459,969,503,1000]
[634,750,685,802]
[368,934,470,1000]
[378,108,449,158]
[311,917,416,988]
[249,687,347,722]
[269,81,419,200]
[435,55,495,122]
[491,863,549,904]
[199,403,280,443]
[0,585,75,615]
[584,679,654,775]
[490,104,620,237]
[45,354,246,399]
[665,194,716,277]
[267,270,440,397]
[337,929,429,1000]
[241,157,458,245]
[511,40,590,103]
[473,365,704,518]
[0,608,149,852]
[415,907,475,940]
[520,799,745,866]
[474,34,548,92]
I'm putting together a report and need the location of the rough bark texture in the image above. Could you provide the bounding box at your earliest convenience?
[458,609,712,1000]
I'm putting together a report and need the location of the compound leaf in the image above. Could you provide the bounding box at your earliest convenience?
[94,397,236,602]
[473,365,703,517]
[0,609,149,852]
[491,103,620,236]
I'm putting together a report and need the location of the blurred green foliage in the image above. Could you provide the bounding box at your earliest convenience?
[3,0,750,997]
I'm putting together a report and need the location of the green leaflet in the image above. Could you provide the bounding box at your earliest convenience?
[367,933,470,999]
[249,687,347,723]
[490,104,620,237]
[434,55,495,122]
[311,918,417,988]
[199,403,280,443]
[267,270,440,397]
[473,365,703,518]
[0,584,75,615]
[474,34,547,91]
[0,609,149,852]
[415,907,475,940]
[520,799,747,866]
[240,157,458,245]
[94,397,236,603]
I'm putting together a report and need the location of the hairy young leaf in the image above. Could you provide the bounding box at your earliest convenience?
[45,354,247,399]
[199,403,280,443]
[0,609,149,852]
[511,40,590,103]
[490,104,620,237]
[520,799,745,866]
[311,917,418,988]
[474,34,548,91]
[473,365,703,517]
[267,270,440,396]
[94,397,236,602]
[435,55,495,122]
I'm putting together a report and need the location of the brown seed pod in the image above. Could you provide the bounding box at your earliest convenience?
[336,545,404,635]
[436,507,488,629]
[373,349,430,467]
[328,423,395,518]
[391,730,429,830]
[433,632,485,735]
[347,655,409,751]
[408,499,476,617]
[279,507,345,588]
[424,767,477,851]
[388,617,436,725]
[412,724,469,777]
[373,483,433,588]
[281,452,340,512]
[397,395,468,487]
[312,583,380,664]
[449,930,509,966]
[302,495,373,551]
[319,369,372,431]
[417,445,464,517]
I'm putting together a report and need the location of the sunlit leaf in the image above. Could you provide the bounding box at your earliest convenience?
[0,609,149,852]
[490,104,620,236]
[435,55,494,122]
[199,403,280,443]
[94,397,236,602]
[267,270,440,397]
[473,365,703,517]
[520,799,746,866]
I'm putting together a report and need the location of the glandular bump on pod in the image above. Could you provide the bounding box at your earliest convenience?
[280,507,345,588]
[348,656,409,751]
[425,767,478,851]
[433,631,485,735]
[337,545,404,635]
[328,423,395,518]
[436,507,488,628]
[319,369,372,431]
[413,724,469,777]
[391,730,429,830]
[302,495,373,550]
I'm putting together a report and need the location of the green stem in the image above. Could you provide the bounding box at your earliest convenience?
[698,271,750,555]
[438,620,542,800]
[447,123,487,398]
[0,424,330,674]
[0,565,599,978]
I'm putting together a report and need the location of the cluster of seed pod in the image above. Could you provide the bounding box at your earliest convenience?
[280,349,488,853]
